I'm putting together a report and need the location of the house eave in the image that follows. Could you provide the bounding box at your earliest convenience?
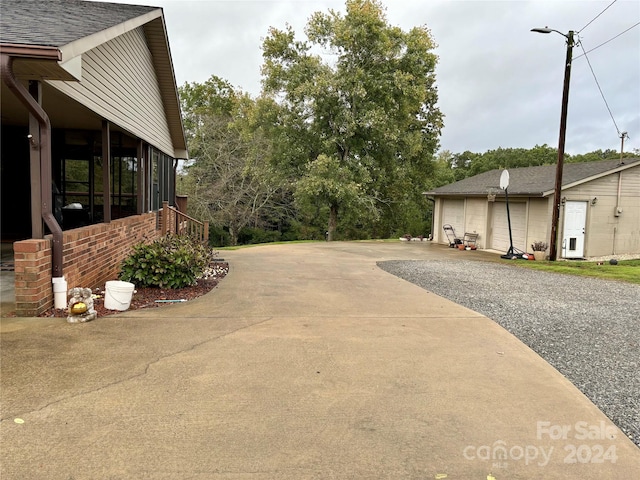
[55,10,187,157]
[0,44,77,81]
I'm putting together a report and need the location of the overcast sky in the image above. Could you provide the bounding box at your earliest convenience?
[101,0,639,155]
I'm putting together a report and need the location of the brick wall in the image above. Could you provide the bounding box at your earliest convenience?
[14,212,161,316]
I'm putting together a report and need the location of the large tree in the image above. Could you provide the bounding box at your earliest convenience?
[178,76,289,245]
[261,0,443,240]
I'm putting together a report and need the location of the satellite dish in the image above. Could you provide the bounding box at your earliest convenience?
[500,170,510,190]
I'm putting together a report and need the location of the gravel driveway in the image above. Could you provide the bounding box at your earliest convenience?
[378,260,640,447]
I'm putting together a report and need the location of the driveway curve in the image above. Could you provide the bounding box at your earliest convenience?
[1,241,638,479]
[378,258,640,448]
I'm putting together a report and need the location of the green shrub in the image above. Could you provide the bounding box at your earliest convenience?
[284,222,325,241]
[237,227,282,245]
[208,225,231,247]
[119,234,215,288]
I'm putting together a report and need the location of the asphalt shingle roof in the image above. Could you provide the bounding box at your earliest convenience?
[427,158,640,196]
[0,0,157,47]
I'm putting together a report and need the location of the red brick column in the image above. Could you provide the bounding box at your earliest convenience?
[14,239,52,315]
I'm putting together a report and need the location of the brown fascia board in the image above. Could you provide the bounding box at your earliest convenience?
[0,44,61,60]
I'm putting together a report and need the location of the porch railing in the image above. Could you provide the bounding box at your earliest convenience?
[161,201,209,244]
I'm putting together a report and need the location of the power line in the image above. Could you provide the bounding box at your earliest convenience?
[574,21,640,59]
[578,0,617,33]
[578,40,621,136]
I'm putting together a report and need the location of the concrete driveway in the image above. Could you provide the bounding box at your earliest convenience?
[1,241,638,479]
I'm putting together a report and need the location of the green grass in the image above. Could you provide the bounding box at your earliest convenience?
[217,240,321,251]
[218,238,405,250]
[510,259,640,284]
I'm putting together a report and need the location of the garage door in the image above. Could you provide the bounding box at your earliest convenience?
[490,202,526,252]
[442,199,464,242]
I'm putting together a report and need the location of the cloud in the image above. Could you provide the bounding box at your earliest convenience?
[99,0,640,155]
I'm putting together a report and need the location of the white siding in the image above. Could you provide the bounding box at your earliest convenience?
[47,27,175,157]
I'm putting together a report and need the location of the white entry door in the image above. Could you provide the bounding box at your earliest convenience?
[562,201,587,258]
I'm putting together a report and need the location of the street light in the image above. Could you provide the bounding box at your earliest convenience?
[531,27,575,261]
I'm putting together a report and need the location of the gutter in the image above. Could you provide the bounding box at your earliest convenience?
[0,44,62,60]
[1,53,63,278]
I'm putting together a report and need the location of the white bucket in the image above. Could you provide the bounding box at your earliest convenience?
[52,277,67,309]
[104,280,135,311]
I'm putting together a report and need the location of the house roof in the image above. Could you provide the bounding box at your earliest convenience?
[425,158,640,197]
[0,0,186,156]
[0,0,157,47]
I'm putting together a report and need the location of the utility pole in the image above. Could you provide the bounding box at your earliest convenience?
[620,131,628,162]
[548,30,574,262]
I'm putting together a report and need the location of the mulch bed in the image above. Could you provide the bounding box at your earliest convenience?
[35,262,229,319]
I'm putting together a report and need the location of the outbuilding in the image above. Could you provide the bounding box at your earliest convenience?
[425,158,640,259]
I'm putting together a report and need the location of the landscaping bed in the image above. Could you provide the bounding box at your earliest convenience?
[38,262,229,319]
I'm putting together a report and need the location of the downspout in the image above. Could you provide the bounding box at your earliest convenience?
[425,196,435,240]
[1,54,63,277]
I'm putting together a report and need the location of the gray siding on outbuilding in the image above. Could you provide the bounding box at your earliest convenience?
[564,167,640,257]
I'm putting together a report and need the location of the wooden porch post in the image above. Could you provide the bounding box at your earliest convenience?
[102,120,111,223]
[28,80,43,238]
[176,195,187,213]
[162,200,169,235]
[136,140,144,214]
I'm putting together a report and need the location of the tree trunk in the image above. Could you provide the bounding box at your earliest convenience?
[229,227,238,246]
[327,203,338,242]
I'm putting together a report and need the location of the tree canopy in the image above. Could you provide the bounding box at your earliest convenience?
[260,0,443,240]
[175,1,637,246]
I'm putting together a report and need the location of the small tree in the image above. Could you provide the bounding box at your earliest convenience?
[179,78,290,245]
